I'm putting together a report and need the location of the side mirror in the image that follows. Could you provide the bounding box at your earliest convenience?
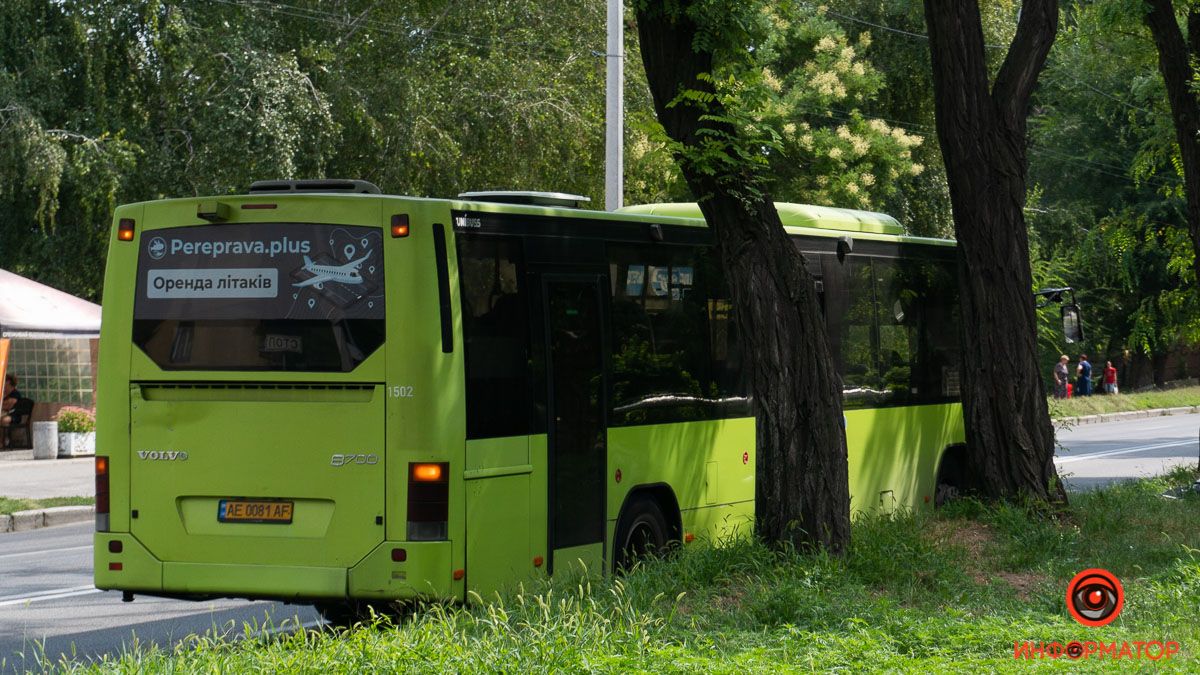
[1062,304,1084,344]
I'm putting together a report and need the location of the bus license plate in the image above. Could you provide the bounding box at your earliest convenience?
[218,499,294,524]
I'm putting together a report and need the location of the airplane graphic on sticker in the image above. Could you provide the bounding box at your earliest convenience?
[293,252,371,288]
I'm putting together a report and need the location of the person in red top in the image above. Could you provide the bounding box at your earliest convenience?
[1104,361,1118,394]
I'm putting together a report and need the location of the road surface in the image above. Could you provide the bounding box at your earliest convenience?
[0,522,321,672]
[1054,413,1198,491]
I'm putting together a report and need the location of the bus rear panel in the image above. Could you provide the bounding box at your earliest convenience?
[95,194,467,603]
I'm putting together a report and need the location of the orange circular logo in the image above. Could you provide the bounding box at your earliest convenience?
[1066,568,1124,627]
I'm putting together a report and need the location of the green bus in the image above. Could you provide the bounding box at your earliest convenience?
[93,180,964,617]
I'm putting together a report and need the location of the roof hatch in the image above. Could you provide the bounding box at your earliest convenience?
[249,179,381,194]
[457,191,591,209]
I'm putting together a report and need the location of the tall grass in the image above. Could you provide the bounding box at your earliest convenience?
[1049,385,1200,419]
[0,496,93,515]
[44,467,1200,673]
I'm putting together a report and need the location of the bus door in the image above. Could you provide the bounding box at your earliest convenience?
[542,274,607,575]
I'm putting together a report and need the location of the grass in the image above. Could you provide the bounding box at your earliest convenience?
[0,496,93,515]
[27,467,1200,673]
[1049,384,1200,419]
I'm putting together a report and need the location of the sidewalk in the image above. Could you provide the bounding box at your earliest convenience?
[0,450,94,533]
[0,450,94,499]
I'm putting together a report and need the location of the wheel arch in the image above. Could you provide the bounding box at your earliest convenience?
[613,483,682,549]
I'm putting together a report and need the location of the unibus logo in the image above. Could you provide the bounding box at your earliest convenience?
[1066,568,1124,627]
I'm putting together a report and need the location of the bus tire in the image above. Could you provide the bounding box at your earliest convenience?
[314,600,408,627]
[314,601,366,627]
[934,444,968,508]
[613,496,669,573]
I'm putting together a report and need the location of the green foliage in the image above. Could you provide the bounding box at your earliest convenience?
[629,2,922,216]
[757,7,924,211]
[56,406,95,433]
[1028,1,1200,387]
[0,0,611,300]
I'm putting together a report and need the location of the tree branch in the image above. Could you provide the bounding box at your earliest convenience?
[991,0,1058,130]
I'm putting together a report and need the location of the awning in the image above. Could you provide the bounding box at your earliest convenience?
[0,268,101,339]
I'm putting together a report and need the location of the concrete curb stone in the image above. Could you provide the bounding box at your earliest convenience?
[1056,405,1199,427]
[1,504,94,533]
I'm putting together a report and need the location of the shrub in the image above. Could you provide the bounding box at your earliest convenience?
[57,407,95,433]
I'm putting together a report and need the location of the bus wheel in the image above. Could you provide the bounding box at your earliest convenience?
[614,497,668,572]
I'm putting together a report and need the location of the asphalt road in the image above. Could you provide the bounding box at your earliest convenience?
[1054,413,1199,491]
[0,522,321,672]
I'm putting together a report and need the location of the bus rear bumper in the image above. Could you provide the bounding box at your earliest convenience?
[348,541,454,600]
[95,534,455,602]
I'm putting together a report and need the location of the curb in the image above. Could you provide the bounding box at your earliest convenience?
[1055,405,1200,427]
[0,505,94,534]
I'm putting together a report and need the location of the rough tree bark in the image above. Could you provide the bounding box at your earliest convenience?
[1143,0,1200,287]
[923,0,1065,501]
[635,3,851,551]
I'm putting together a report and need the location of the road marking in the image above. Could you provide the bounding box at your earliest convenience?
[0,585,102,607]
[1056,440,1198,465]
[0,545,92,561]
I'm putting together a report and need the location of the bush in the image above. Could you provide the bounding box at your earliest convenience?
[56,407,95,433]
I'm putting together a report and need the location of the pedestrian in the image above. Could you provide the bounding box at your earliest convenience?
[1076,354,1093,396]
[1104,360,1118,395]
[1053,354,1069,398]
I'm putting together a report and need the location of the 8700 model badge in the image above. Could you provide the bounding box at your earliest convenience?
[331,453,378,466]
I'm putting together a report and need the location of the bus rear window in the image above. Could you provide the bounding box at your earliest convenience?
[132,223,384,372]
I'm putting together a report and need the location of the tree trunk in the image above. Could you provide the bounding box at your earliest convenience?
[923,0,1065,502]
[1144,1,1200,286]
[635,3,850,552]
[1152,352,1168,389]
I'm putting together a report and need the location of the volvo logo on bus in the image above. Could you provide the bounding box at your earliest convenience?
[138,450,188,461]
[331,453,378,466]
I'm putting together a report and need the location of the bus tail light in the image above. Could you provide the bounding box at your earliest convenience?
[96,456,110,532]
[391,214,410,238]
[407,462,448,541]
[117,219,135,241]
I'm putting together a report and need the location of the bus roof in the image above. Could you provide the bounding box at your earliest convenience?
[618,202,905,236]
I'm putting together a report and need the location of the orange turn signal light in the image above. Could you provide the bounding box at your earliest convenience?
[391,214,410,238]
[117,219,135,241]
[412,463,443,482]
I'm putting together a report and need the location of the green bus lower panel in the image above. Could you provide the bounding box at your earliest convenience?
[553,543,604,579]
[680,500,755,544]
[466,472,532,600]
[162,562,345,599]
[94,533,163,592]
[348,541,454,600]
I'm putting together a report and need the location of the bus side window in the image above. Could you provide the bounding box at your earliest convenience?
[456,235,534,439]
[607,244,748,426]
